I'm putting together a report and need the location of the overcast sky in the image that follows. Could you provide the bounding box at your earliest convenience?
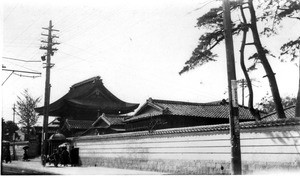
[1,0,299,125]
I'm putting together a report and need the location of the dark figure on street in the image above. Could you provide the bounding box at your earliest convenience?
[60,147,70,167]
[48,149,60,167]
[69,146,79,167]
[23,148,29,161]
[4,147,11,163]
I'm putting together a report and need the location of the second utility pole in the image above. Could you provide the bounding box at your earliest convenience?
[12,104,16,160]
[222,0,242,175]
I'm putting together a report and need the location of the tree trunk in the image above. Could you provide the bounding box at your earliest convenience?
[27,120,30,141]
[239,4,260,121]
[248,0,286,118]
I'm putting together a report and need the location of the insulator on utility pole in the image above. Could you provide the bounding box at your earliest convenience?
[40,20,59,166]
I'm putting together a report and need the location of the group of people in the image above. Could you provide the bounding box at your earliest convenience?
[47,146,77,167]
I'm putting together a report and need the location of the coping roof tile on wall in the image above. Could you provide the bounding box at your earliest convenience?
[72,117,300,141]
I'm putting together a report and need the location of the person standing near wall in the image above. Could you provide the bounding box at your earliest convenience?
[60,146,70,167]
[4,147,12,163]
[23,148,29,161]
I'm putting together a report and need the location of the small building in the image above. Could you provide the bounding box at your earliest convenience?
[82,114,127,136]
[125,98,260,132]
[61,119,94,137]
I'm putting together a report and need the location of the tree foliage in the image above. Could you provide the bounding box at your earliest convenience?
[258,95,296,113]
[2,119,19,141]
[180,0,299,118]
[179,2,240,75]
[256,0,300,62]
[16,89,40,140]
[180,0,299,73]
[280,37,300,63]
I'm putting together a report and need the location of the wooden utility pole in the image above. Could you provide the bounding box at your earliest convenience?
[296,46,300,117]
[40,20,59,166]
[241,79,245,106]
[222,0,242,175]
[12,104,16,160]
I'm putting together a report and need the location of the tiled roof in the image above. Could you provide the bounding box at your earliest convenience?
[102,114,127,126]
[92,114,128,127]
[33,126,58,134]
[35,76,139,116]
[126,98,261,122]
[261,105,296,121]
[66,120,94,130]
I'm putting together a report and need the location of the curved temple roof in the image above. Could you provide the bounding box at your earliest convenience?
[35,76,139,117]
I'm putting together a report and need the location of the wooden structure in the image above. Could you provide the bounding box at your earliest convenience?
[35,76,139,121]
[125,98,261,132]
[82,114,127,136]
[34,76,139,137]
[61,119,94,137]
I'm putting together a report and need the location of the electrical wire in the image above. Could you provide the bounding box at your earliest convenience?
[13,73,41,78]
[3,1,224,102]
[186,0,217,15]
[3,3,19,22]
[3,60,41,73]
[2,56,40,62]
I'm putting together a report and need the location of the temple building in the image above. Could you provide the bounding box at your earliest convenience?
[124,98,262,132]
[35,76,139,136]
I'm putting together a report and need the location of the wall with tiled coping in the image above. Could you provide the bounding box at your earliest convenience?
[71,118,300,174]
[9,141,39,160]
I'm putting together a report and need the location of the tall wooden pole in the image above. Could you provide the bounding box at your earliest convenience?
[12,104,16,160]
[40,20,59,166]
[41,20,52,166]
[295,46,300,117]
[222,0,242,175]
[242,79,245,106]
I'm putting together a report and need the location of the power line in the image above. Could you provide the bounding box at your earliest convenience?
[1,68,41,86]
[3,3,19,22]
[13,73,41,78]
[6,17,39,46]
[2,68,41,75]
[186,0,217,15]
[4,60,41,73]
[2,56,40,63]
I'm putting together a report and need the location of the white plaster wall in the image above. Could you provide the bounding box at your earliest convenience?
[74,124,300,163]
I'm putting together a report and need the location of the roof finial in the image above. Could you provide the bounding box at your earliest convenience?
[220,99,227,105]
[147,97,153,103]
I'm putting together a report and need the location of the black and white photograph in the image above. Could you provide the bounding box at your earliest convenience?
[1,0,300,175]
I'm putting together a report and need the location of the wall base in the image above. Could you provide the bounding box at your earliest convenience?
[79,156,299,174]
